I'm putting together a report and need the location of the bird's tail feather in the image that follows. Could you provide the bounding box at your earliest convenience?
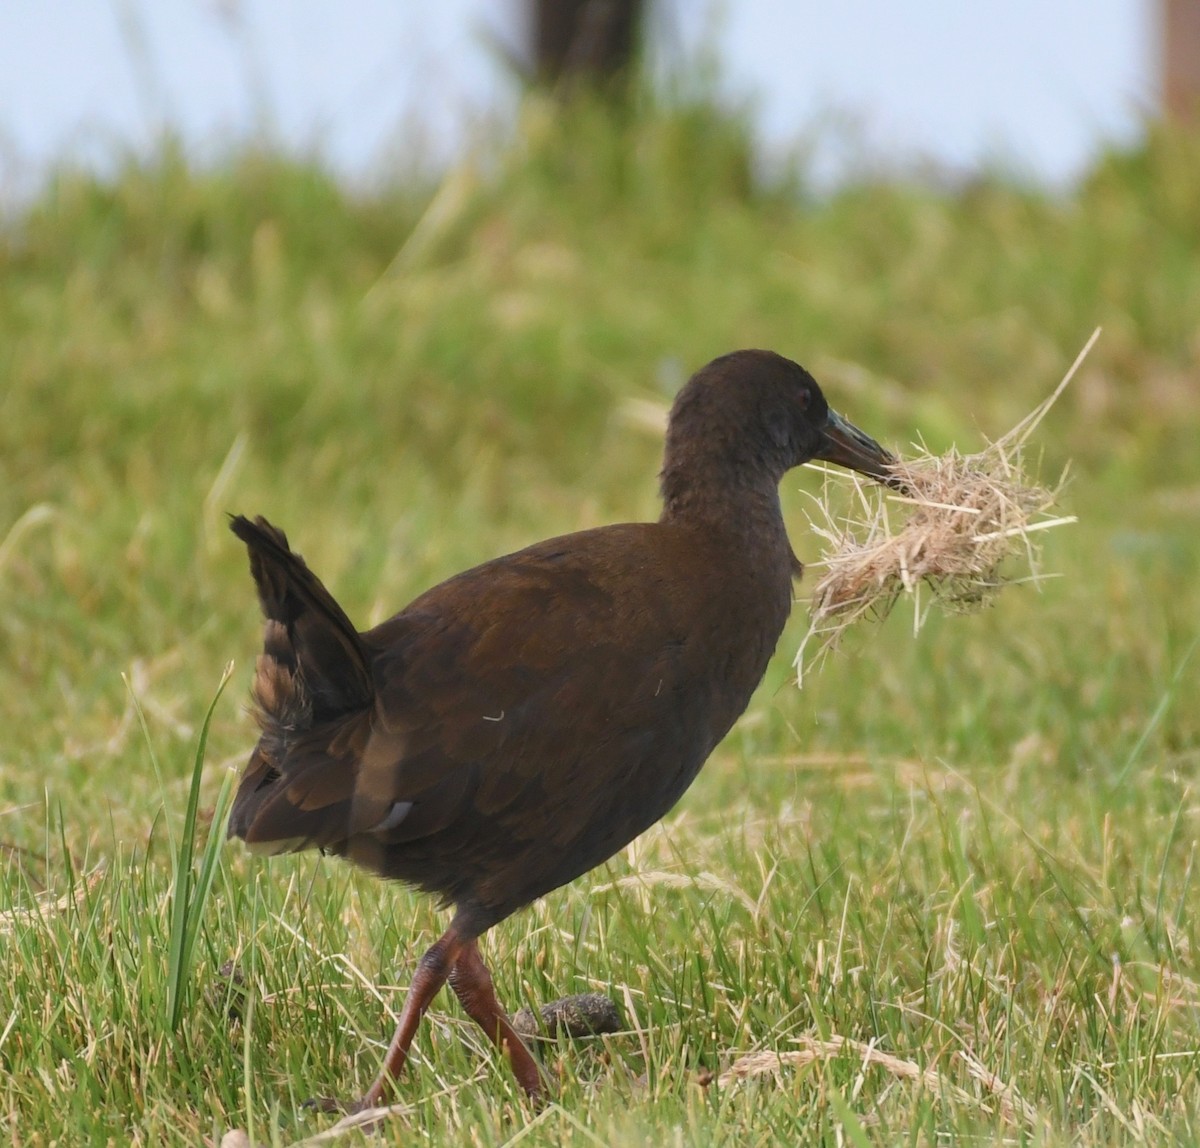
[227,514,375,846]
[229,514,373,730]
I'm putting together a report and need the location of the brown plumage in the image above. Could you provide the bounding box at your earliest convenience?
[228,349,896,1111]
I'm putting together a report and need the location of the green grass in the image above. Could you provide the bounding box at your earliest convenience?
[1,94,1198,1145]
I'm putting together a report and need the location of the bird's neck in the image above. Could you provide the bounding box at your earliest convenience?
[659,468,794,570]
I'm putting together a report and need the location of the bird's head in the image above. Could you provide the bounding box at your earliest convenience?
[663,349,899,491]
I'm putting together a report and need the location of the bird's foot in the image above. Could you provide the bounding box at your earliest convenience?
[300,1094,347,1115]
[301,1093,382,1115]
[301,1092,394,1134]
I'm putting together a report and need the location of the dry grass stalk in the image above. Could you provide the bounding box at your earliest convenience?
[795,329,1099,679]
[0,867,104,937]
[719,1035,1041,1128]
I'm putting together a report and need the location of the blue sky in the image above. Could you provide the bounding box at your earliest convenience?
[0,1,1153,195]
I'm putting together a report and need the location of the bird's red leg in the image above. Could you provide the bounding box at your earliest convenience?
[448,939,545,1100]
[348,927,467,1112]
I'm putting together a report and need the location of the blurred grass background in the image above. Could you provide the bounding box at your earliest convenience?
[1,89,1198,1144]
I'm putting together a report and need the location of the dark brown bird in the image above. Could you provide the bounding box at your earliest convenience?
[228,349,895,1111]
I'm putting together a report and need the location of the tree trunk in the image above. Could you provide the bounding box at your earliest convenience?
[1163,0,1200,122]
[531,0,645,90]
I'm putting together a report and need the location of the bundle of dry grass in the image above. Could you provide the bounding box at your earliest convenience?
[795,330,1099,680]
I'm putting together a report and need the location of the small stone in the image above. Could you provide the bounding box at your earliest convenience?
[511,993,623,1041]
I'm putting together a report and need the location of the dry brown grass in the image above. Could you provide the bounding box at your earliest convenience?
[795,330,1100,680]
[718,1035,1042,1129]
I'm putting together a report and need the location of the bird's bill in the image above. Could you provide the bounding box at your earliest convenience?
[815,408,899,486]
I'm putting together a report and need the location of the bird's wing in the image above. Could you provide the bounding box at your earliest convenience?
[356,525,707,845]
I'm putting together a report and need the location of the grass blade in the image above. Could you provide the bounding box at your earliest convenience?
[165,661,236,1031]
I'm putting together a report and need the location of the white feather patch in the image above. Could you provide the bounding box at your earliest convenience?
[372,801,414,833]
